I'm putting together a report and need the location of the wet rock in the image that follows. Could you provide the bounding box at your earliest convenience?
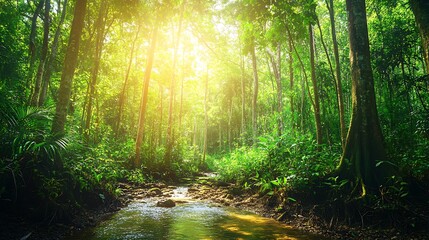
[156,199,176,208]
[147,188,162,196]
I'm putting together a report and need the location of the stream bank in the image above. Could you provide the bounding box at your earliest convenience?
[2,174,428,239]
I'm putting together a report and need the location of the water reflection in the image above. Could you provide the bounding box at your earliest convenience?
[66,200,325,240]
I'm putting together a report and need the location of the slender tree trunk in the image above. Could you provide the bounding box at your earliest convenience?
[316,17,342,145]
[202,67,209,167]
[165,1,185,168]
[31,0,50,106]
[410,0,429,72]
[267,44,283,136]
[39,0,68,106]
[193,116,197,146]
[326,0,347,149]
[288,35,294,130]
[135,26,158,167]
[116,24,141,136]
[158,82,163,148]
[309,24,323,145]
[228,98,233,150]
[300,70,305,131]
[179,52,185,133]
[240,54,246,143]
[219,122,222,151]
[250,43,259,144]
[286,25,314,112]
[338,0,389,194]
[27,0,44,102]
[84,2,108,143]
[51,0,87,135]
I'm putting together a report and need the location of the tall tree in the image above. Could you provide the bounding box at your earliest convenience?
[309,24,322,145]
[116,24,141,137]
[30,0,50,106]
[326,0,347,149]
[135,26,158,167]
[250,40,259,144]
[51,0,88,135]
[202,66,208,167]
[288,34,295,130]
[165,1,185,169]
[39,0,68,106]
[409,0,429,72]
[84,2,109,143]
[267,44,283,136]
[338,0,389,194]
[27,0,44,101]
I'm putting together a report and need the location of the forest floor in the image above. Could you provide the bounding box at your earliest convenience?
[2,174,429,239]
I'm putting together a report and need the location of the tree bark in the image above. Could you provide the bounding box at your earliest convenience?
[135,26,158,167]
[338,0,389,194]
[309,24,323,145]
[51,0,87,135]
[410,0,429,72]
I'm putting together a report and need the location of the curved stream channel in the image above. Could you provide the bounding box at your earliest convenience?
[66,186,326,240]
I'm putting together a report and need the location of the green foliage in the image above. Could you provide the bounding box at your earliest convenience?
[214,133,340,194]
[64,137,141,194]
[0,95,69,209]
[213,145,267,183]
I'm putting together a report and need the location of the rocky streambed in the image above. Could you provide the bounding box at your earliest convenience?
[113,175,429,240]
[66,177,326,240]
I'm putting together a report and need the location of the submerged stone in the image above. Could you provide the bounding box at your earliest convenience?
[147,188,162,196]
[156,199,176,208]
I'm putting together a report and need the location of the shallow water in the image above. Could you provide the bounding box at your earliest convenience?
[66,187,326,240]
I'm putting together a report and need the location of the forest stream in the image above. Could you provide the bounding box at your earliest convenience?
[65,185,326,240]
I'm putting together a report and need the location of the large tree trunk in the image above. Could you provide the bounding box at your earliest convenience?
[39,0,68,106]
[326,0,347,149]
[338,0,389,194]
[30,0,50,106]
[135,26,158,168]
[250,42,259,144]
[410,0,429,72]
[84,2,108,143]
[51,0,87,135]
[309,24,323,145]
